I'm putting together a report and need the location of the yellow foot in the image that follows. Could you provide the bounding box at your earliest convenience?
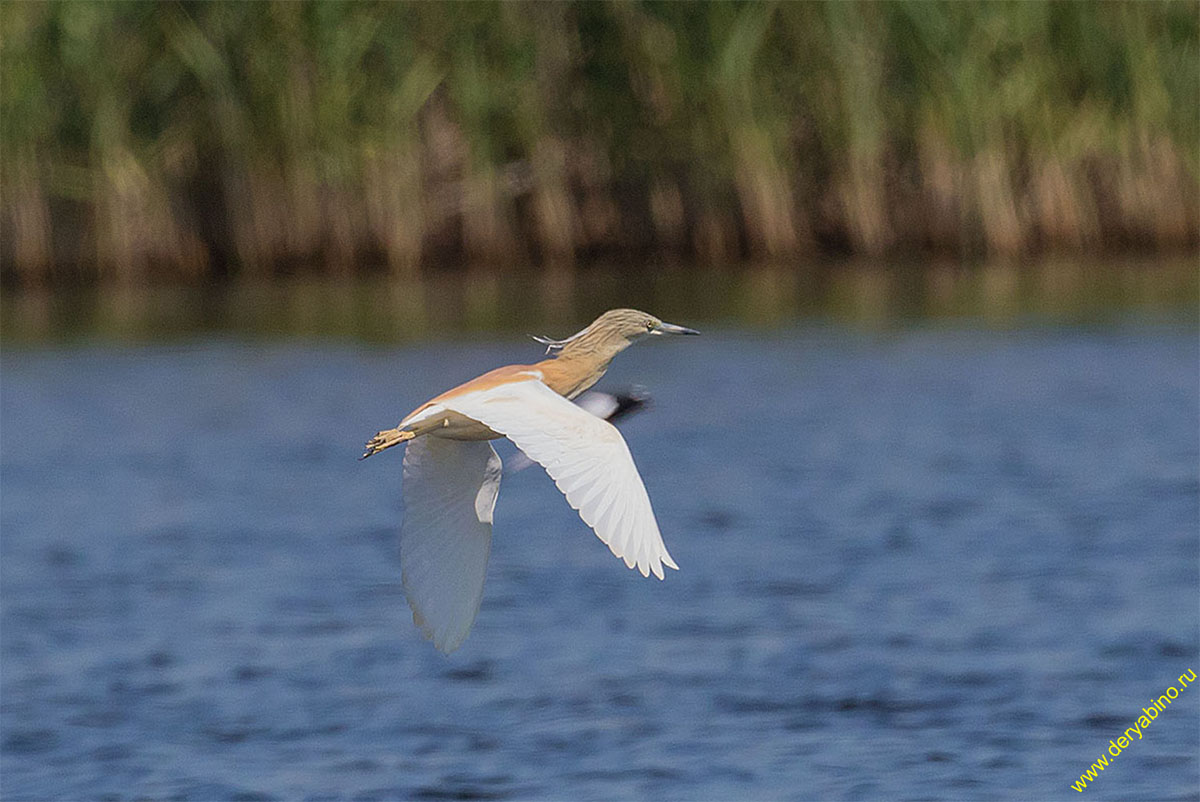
[360,427,414,459]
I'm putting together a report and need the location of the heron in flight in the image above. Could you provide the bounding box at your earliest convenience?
[361,309,699,652]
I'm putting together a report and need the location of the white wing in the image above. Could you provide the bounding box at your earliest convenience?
[505,390,625,474]
[400,437,502,653]
[440,379,678,579]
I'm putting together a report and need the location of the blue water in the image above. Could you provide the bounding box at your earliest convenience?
[2,327,1198,801]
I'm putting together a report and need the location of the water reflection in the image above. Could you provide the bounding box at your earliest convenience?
[2,258,1194,344]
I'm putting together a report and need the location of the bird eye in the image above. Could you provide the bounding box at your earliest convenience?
[645,321,655,331]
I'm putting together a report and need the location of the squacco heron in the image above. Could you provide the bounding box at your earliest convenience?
[361,308,699,652]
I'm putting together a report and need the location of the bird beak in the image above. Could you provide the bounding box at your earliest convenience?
[653,321,700,336]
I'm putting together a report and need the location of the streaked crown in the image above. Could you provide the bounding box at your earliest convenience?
[534,309,662,357]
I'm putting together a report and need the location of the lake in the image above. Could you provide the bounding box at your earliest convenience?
[2,321,1197,800]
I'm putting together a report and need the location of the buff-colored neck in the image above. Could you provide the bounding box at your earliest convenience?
[530,314,643,398]
[535,340,629,399]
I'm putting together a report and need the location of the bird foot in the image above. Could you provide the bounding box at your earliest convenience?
[360,427,415,459]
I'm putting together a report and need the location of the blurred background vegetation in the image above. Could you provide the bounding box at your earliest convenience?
[2,1,1197,285]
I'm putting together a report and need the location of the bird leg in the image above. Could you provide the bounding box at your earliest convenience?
[360,426,415,459]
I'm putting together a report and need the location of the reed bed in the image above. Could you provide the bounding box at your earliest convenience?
[1,1,1196,287]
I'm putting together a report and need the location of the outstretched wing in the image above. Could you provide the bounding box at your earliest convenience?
[440,379,678,579]
[401,437,502,653]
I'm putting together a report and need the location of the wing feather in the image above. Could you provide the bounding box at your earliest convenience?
[400,437,502,653]
[439,379,678,579]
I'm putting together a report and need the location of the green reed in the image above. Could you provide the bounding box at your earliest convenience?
[1,1,1196,286]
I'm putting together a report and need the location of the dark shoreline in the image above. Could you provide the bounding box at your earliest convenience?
[3,258,1195,345]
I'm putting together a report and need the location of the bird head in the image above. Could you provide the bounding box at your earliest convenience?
[532,309,699,358]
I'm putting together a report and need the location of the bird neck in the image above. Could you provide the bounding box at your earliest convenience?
[536,350,616,399]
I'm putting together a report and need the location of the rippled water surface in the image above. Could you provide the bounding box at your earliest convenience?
[2,326,1197,800]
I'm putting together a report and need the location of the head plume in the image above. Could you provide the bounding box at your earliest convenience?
[530,309,664,356]
[529,331,584,355]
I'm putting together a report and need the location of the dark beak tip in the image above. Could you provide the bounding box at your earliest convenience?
[659,322,700,336]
